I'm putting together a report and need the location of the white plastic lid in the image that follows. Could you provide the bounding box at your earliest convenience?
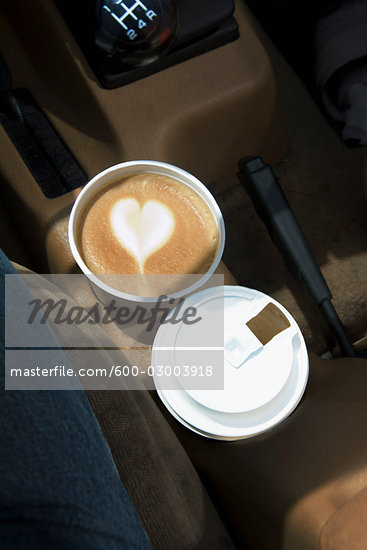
[152,285,309,440]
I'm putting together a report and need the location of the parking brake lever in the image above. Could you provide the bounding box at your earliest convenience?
[237,156,357,358]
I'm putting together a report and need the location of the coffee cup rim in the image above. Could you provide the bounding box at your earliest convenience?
[68,160,226,302]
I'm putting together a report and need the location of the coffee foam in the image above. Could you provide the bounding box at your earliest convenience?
[110,198,175,272]
[77,172,218,275]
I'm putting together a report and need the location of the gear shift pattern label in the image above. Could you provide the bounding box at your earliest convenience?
[102,0,158,41]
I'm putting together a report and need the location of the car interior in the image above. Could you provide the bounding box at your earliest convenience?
[1,0,367,549]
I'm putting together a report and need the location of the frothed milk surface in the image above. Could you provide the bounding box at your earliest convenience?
[78,172,218,275]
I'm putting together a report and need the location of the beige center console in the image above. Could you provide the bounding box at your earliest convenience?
[0,0,285,273]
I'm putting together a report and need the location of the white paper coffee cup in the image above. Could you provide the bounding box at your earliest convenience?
[68,161,225,303]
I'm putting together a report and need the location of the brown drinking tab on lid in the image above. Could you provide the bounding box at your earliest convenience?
[246,303,291,345]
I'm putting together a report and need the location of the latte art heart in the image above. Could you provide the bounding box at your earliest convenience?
[110,198,175,272]
[78,172,219,277]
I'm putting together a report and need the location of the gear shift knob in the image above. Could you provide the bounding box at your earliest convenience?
[95,0,177,66]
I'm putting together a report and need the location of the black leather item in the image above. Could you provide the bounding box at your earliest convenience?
[314,0,367,144]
